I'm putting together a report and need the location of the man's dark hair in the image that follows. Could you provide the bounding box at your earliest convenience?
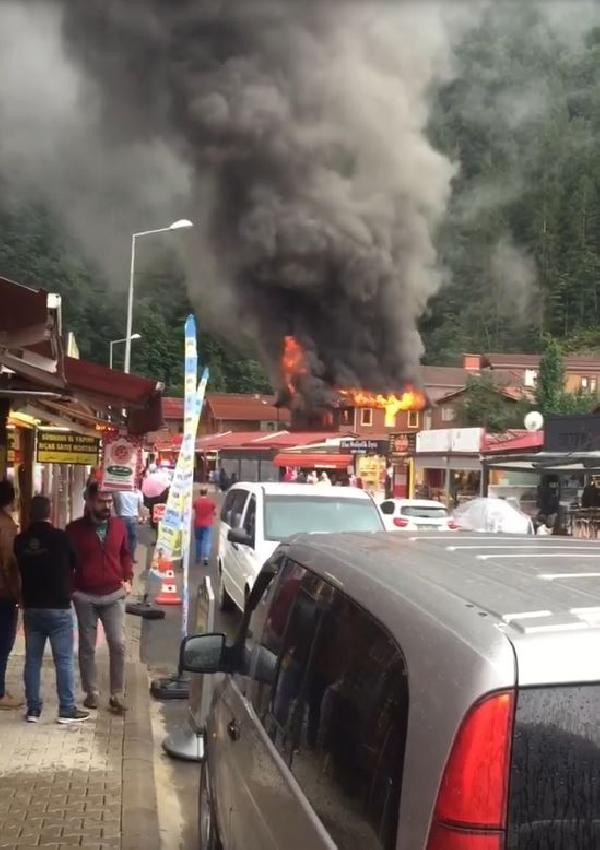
[30,496,51,523]
[85,481,99,500]
[200,487,208,496]
[0,480,15,509]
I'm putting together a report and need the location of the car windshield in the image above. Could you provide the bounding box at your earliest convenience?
[401,505,448,518]
[264,495,383,540]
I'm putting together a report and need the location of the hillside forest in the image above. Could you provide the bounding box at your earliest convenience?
[3,3,600,418]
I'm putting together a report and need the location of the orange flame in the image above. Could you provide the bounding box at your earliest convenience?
[282,335,307,395]
[281,336,427,425]
[339,388,427,427]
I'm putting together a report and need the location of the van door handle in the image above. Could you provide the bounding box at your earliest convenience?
[227,720,241,742]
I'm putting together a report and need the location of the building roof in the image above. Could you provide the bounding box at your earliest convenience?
[484,352,600,371]
[420,365,469,387]
[155,429,344,453]
[162,397,184,420]
[0,276,163,433]
[284,532,600,686]
[483,429,544,454]
[207,393,290,422]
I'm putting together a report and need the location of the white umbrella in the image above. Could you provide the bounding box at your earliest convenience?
[453,497,534,535]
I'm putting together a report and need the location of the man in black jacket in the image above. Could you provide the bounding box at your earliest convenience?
[14,496,89,724]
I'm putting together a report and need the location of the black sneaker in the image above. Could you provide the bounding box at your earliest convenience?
[57,708,90,725]
[26,709,41,723]
[108,696,127,715]
[83,694,99,710]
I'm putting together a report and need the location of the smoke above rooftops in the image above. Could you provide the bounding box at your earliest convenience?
[1,0,469,404]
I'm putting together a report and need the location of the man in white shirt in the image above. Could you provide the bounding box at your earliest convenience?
[113,489,145,562]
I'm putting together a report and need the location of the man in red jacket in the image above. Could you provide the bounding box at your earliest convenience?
[67,482,133,714]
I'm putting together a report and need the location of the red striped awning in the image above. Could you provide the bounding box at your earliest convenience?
[274,452,353,469]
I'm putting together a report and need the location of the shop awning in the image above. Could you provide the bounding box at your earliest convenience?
[274,452,353,469]
[483,451,600,472]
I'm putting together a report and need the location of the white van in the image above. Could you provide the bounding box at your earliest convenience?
[217,482,384,611]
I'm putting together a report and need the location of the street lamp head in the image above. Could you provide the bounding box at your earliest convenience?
[169,219,194,230]
[131,333,142,340]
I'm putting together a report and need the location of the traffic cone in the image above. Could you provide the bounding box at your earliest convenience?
[157,553,172,574]
[155,572,182,606]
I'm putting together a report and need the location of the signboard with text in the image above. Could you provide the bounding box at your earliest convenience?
[389,432,417,458]
[101,433,141,490]
[339,439,387,455]
[544,414,600,453]
[416,427,483,455]
[37,430,100,465]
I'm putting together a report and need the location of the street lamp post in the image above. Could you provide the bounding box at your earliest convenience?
[124,219,194,373]
[110,334,141,370]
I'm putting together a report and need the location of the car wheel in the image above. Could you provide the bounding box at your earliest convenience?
[218,567,234,612]
[198,761,220,850]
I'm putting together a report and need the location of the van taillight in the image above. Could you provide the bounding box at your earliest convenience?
[426,691,514,850]
[393,516,409,528]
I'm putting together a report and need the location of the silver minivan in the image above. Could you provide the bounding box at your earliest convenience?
[181,532,600,849]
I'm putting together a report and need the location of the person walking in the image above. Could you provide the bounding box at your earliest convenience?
[113,488,145,562]
[218,467,229,492]
[0,480,21,710]
[192,487,216,566]
[66,483,133,714]
[14,496,89,724]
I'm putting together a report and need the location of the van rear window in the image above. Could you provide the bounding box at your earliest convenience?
[508,685,600,848]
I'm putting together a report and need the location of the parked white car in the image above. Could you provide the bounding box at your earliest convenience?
[378,498,459,532]
[218,482,384,611]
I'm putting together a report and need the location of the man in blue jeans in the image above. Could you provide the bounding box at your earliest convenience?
[14,496,89,724]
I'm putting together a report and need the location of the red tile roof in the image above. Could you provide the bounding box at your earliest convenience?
[162,397,184,420]
[207,393,290,422]
[161,394,291,423]
[483,429,544,454]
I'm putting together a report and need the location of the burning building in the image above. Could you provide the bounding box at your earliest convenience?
[280,336,428,434]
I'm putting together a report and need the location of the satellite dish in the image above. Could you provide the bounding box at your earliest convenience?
[524,410,544,432]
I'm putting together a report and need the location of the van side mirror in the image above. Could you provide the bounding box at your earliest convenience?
[180,633,226,674]
[380,501,395,515]
[228,527,253,548]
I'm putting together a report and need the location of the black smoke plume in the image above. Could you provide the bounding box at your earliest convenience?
[15,1,458,406]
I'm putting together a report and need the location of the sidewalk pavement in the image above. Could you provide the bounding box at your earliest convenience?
[0,576,159,850]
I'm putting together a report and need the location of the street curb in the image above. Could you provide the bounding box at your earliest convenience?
[122,545,160,850]
[123,660,160,850]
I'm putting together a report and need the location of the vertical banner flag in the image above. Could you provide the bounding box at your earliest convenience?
[154,314,209,637]
[181,366,209,638]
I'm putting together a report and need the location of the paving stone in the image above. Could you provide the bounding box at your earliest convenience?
[0,649,125,850]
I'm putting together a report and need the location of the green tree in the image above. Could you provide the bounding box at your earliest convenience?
[459,374,527,432]
[0,190,271,395]
[535,336,598,415]
[535,337,565,415]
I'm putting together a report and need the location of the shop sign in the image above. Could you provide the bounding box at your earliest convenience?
[7,431,22,465]
[417,427,482,454]
[339,439,387,455]
[101,433,141,491]
[544,414,600,452]
[357,454,386,492]
[389,432,416,457]
[37,430,100,465]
